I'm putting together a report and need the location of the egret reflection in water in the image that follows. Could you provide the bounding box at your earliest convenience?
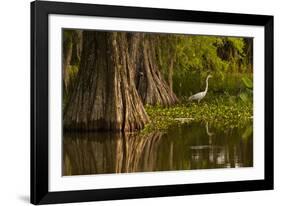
[63,122,253,176]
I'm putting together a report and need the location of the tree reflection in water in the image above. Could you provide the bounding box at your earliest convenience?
[63,122,253,176]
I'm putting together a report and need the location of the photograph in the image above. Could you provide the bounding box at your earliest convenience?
[29,1,273,204]
[62,29,253,176]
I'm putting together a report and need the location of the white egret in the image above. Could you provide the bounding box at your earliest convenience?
[188,75,212,103]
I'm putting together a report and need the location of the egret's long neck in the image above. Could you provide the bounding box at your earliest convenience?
[204,77,209,93]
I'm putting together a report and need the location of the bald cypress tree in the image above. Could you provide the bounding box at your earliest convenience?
[135,34,178,106]
[64,31,149,132]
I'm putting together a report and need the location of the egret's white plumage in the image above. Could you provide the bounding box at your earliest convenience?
[188,75,212,103]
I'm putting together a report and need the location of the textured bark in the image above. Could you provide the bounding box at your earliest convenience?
[64,31,149,132]
[136,35,178,106]
[168,56,174,93]
[128,33,141,65]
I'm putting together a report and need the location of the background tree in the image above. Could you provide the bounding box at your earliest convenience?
[135,34,178,106]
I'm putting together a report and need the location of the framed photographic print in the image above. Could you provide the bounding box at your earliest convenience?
[31,0,274,204]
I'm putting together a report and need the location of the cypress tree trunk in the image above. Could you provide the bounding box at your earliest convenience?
[64,31,149,132]
[136,35,178,106]
[168,54,175,94]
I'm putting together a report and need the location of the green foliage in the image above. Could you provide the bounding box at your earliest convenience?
[142,95,253,134]
[175,35,229,72]
[227,37,245,54]
[242,76,253,89]
[239,92,250,103]
[154,34,253,99]
[239,76,253,103]
[173,72,253,99]
[170,35,249,75]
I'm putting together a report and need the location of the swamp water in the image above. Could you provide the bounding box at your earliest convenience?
[63,122,253,176]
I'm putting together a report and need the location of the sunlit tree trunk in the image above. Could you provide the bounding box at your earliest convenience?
[64,31,149,132]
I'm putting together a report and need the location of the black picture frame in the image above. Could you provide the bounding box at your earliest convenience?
[31,0,274,204]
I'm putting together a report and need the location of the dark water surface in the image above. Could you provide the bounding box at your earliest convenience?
[63,122,253,176]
